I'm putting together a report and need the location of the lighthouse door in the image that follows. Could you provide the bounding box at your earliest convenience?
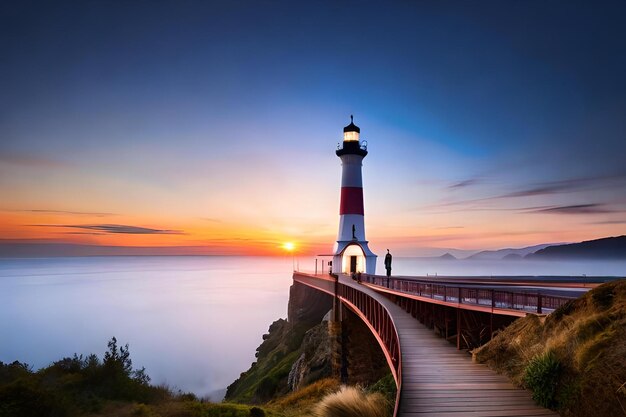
[342,244,365,273]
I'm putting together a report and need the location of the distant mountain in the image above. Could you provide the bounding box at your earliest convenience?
[438,252,457,260]
[467,243,559,260]
[502,253,523,261]
[528,235,626,259]
[398,246,479,258]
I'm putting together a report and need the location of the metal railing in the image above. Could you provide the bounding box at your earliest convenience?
[362,274,575,314]
[292,273,401,388]
[338,282,401,381]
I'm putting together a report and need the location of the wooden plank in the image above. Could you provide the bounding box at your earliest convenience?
[400,411,556,417]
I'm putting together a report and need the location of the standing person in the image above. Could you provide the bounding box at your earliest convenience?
[384,249,392,288]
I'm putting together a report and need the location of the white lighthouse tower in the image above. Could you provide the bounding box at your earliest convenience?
[332,116,377,275]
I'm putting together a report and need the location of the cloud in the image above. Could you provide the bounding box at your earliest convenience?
[198,217,223,223]
[426,172,626,213]
[32,224,184,235]
[14,209,115,217]
[57,232,108,236]
[0,151,69,168]
[498,172,626,198]
[382,230,545,245]
[528,204,613,215]
[590,219,626,225]
[448,178,481,189]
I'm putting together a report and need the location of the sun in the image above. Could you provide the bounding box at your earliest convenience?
[283,242,295,252]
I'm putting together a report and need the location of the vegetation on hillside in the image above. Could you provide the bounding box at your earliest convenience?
[473,279,626,417]
[225,319,316,404]
[0,337,280,417]
[313,386,388,417]
[269,378,340,417]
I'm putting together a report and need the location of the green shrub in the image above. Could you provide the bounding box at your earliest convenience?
[591,285,615,309]
[0,361,32,386]
[368,373,396,416]
[551,300,575,320]
[249,406,265,417]
[368,373,396,397]
[255,376,278,400]
[0,378,72,417]
[524,351,561,409]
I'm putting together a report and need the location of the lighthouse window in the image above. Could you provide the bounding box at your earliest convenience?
[343,131,359,142]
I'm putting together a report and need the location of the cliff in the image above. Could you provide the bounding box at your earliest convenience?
[473,279,626,417]
[225,280,391,410]
[225,282,333,404]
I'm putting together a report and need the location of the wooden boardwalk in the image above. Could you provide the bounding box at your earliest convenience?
[337,275,559,417]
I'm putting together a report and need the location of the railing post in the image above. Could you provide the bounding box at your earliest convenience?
[456,308,462,350]
[537,294,543,314]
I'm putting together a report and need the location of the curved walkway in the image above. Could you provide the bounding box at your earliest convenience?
[295,273,558,417]
[341,275,558,417]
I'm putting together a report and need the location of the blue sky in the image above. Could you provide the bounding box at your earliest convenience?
[1,0,626,255]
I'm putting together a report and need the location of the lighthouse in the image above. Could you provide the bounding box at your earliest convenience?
[332,116,377,275]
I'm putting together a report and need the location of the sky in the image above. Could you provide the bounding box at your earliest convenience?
[1,0,626,256]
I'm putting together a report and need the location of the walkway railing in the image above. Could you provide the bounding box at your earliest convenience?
[338,282,401,383]
[293,273,401,387]
[362,274,575,314]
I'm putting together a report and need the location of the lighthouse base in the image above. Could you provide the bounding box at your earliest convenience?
[332,240,377,275]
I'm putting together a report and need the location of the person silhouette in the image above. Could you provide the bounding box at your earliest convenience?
[352,224,356,240]
[384,249,392,287]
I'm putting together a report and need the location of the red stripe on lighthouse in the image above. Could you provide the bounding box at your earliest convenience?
[340,187,364,215]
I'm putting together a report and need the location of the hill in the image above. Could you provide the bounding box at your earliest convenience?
[529,235,626,259]
[473,279,626,417]
[502,253,523,261]
[468,243,557,260]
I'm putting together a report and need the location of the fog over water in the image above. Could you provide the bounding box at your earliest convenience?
[1,256,624,397]
[374,257,626,278]
[0,256,293,398]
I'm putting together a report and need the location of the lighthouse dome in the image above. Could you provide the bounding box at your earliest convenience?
[343,115,360,142]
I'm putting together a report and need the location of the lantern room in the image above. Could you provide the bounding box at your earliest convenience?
[343,115,360,142]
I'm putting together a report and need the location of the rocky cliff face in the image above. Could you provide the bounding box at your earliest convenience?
[225,282,333,404]
[287,281,334,325]
[226,280,391,405]
[287,315,333,391]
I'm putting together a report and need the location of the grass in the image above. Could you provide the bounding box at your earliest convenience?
[270,378,340,417]
[312,386,389,417]
[523,351,561,408]
[367,373,396,416]
[473,279,626,417]
[86,401,284,417]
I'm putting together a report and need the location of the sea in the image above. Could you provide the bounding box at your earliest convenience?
[1,255,624,399]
